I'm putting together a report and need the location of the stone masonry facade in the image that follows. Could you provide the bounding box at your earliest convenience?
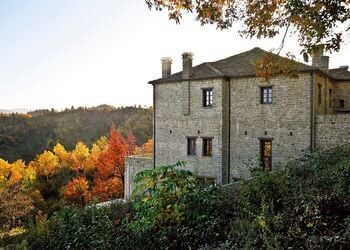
[124,48,350,197]
[230,74,312,179]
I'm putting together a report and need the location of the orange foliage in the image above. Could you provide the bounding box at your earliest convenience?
[134,139,153,157]
[64,177,90,206]
[91,178,123,202]
[91,127,132,201]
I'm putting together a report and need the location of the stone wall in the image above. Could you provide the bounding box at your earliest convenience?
[230,73,312,179]
[315,114,350,150]
[333,81,350,111]
[124,156,153,198]
[154,78,225,184]
[313,73,334,115]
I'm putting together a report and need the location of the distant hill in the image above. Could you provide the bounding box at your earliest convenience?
[0,108,30,114]
[0,106,152,163]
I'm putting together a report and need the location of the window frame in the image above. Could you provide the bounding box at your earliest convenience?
[329,89,332,108]
[202,137,213,157]
[260,138,273,171]
[187,137,197,156]
[202,88,213,107]
[260,86,273,104]
[318,84,322,106]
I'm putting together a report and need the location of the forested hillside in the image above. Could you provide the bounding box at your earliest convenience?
[0,106,152,162]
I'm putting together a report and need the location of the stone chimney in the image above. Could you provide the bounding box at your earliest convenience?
[182,52,193,78]
[161,57,172,78]
[312,50,329,71]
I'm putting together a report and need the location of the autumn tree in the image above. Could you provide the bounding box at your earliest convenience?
[31,151,58,179]
[70,142,91,173]
[0,159,36,228]
[87,137,108,173]
[0,158,36,191]
[146,0,350,55]
[0,185,34,228]
[53,143,70,167]
[64,177,91,206]
[91,127,133,201]
[135,139,154,157]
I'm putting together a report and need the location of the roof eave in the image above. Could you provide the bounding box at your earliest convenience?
[149,75,227,85]
[149,68,350,84]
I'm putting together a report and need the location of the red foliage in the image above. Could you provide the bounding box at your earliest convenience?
[91,177,123,202]
[91,126,134,201]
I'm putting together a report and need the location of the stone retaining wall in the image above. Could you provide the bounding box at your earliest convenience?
[124,156,153,198]
[315,114,350,150]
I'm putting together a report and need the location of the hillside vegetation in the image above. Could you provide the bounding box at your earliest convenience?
[0,106,152,163]
[2,148,349,249]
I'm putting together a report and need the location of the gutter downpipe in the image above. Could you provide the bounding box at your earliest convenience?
[310,73,314,151]
[228,78,231,184]
[152,83,156,169]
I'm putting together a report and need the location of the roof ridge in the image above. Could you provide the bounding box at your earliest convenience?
[204,62,224,76]
[211,47,264,64]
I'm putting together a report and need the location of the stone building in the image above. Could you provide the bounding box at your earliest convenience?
[125,47,350,196]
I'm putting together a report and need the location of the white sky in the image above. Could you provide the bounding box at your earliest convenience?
[0,0,349,110]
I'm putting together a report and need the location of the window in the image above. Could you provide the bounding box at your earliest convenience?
[260,139,272,171]
[197,176,216,185]
[318,84,322,105]
[329,89,332,108]
[261,87,272,104]
[187,137,196,156]
[202,138,212,156]
[339,99,345,109]
[202,88,213,107]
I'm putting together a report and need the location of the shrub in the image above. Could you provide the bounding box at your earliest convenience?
[130,161,215,232]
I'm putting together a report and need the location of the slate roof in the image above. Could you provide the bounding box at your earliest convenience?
[329,67,350,81]
[149,47,350,84]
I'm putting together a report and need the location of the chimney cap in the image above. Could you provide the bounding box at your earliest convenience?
[161,57,172,63]
[339,65,349,70]
[182,52,193,59]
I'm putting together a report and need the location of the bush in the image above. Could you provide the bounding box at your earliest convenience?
[130,161,215,232]
[23,151,350,250]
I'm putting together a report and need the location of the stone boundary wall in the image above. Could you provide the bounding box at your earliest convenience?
[315,114,350,150]
[124,156,154,198]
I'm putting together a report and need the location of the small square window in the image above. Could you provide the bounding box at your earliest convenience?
[202,138,212,156]
[203,88,213,107]
[339,100,345,109]
[261,87,272,104]
[187,137,196,156]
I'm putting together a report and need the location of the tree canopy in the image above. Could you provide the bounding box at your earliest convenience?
[146,0,350,55]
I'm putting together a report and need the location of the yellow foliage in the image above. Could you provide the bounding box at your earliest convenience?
[70,142,90,173]
[53,143,70,166]
[31,151,58,177]
[87,144,102,171]
[95,136,108,152]
[0,159,36,191]
[0,158,11,177]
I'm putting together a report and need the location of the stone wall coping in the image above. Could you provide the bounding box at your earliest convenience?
[125,155,153,160]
